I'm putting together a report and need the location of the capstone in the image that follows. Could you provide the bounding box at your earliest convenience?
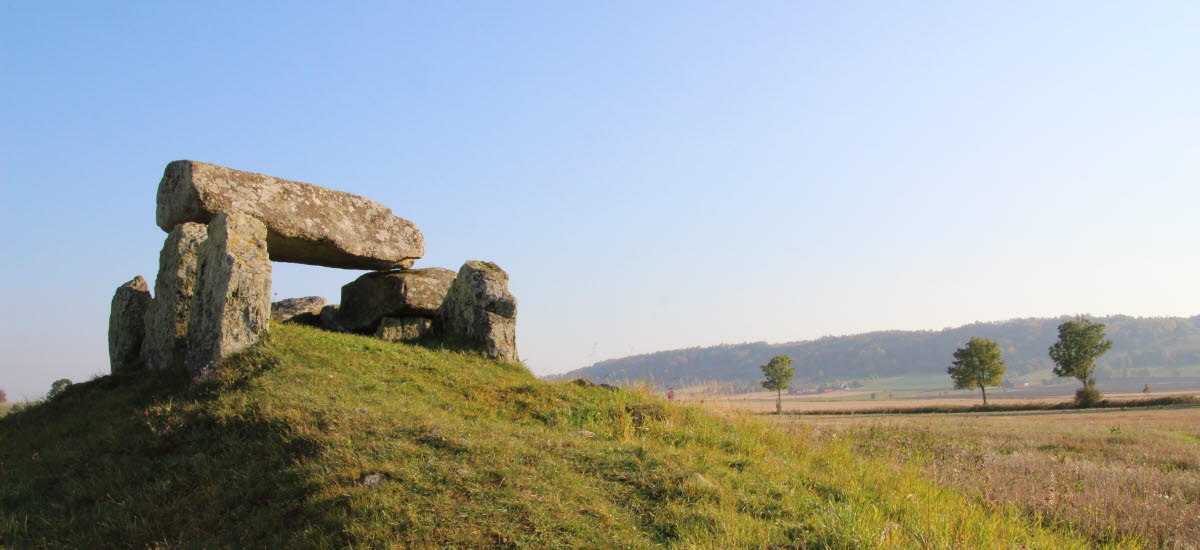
[156,160,424,270]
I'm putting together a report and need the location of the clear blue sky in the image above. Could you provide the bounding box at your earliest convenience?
[2,2,1197,399]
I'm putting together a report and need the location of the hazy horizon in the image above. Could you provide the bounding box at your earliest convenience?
[3,2,1198,399]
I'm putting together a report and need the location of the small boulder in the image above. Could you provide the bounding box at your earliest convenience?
[109,276,152,374]
[375,317,434,342]
[185,212,272,379]
[358,473,386,487]
[271,296,326,325]
[439,261,518,362]
[319,304,347,332]
[683,472,717,493]
[337,268,456,332]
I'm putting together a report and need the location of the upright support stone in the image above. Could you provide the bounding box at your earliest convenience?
[439,261,518,362]
[185,212,272,379]
[141,223,208,371]
[109,276,152,374]
[156,160,424,270]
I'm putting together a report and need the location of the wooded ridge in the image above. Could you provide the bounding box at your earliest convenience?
[554,315,1200,387]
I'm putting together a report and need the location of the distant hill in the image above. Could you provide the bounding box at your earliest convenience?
[553,315,1200,389]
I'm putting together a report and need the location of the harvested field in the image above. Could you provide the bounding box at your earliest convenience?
[768,406,1200,549]
[704,388,1200,414]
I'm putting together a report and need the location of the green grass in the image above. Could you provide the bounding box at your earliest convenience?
[0,324,1111,548]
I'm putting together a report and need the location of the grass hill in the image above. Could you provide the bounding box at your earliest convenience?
[555,315,1200,389]
[1,324,1108,548]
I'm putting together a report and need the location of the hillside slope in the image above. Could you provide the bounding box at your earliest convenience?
[1,324,1101,548]
[556,315,1200,388]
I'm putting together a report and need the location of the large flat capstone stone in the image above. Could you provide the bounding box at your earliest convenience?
[156,160,424,270]
[142,222,207,372]
[186,212,272,379]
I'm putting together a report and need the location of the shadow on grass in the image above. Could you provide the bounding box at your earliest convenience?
[0,345,350,548]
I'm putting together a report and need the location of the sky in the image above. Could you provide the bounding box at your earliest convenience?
[2,1,1198,400]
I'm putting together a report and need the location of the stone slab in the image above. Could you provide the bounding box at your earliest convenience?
[156,160,423,270]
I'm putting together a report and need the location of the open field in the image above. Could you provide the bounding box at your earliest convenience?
[767,406,1200,549]
[700,385,1200,414]
[0,402,22,417]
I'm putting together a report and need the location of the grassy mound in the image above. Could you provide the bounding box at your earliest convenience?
[1,324,1104,548]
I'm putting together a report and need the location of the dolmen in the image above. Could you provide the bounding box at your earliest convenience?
[109,160,519,381]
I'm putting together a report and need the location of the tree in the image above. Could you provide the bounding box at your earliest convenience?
[0,388,6,403]
[947,337,1006,405]
[46,379,72,401]
[1049,316,1113,406]
[760,355,794,415]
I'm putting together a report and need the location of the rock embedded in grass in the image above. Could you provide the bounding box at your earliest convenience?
[375,316,434,341]
[108,276,152,374]
[156,160,424,270]
[358,473,386,487]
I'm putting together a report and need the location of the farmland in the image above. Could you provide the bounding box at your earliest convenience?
[764,405,1200,548]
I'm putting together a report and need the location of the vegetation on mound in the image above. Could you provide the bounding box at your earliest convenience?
[779,395,1200,416]
[1,324,1107,548]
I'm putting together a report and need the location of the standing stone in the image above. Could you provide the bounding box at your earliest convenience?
[375,317,434,342]
[185,212,272,379]
[337,268,456,332]
[439,261,518,362]
[109,276,152,374]
[271,296,326,325]
[141,223,208,371]
[156,160,424,270]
